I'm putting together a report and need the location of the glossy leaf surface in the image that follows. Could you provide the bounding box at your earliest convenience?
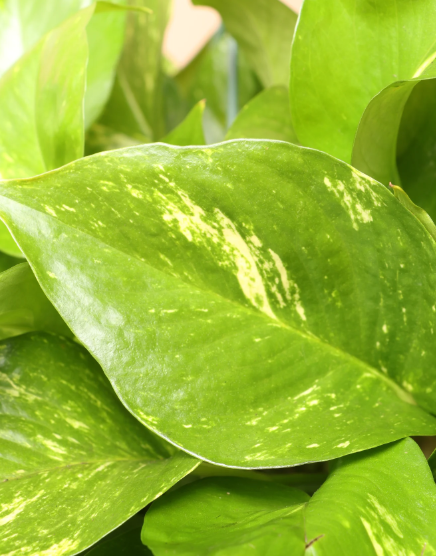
[0,333,198,556]
[226,86,298,143]
[142,439,436,555]
[193,0,297,87]
[1,142,436,467]
[290,0,436,164]
[0,262,71,340]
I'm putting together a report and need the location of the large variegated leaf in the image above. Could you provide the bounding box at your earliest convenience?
[142,438,436,555]
[1,141,436,467]
[0,263,71,340]
[290,0,436,167]
[0,333,198,556]
[193,0,297,87]
[225,86,298,143]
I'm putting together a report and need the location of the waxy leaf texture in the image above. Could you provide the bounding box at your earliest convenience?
[0,333,198,556]
[0,141,436,467]
[143,439,436,555]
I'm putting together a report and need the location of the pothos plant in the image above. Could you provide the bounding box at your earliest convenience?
[1,0,436,554]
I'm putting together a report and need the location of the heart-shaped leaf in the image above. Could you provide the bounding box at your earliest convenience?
[142,438,436,555]
[0,141,436,467]
[0,333,198,556]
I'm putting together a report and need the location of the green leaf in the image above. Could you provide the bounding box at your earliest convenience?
[389,184,436,242]
[396,79,436,221]
[162,100,206,147]
[0,5,91,180]
[0,263,72,340]
[1,141,436,467]
[99,0,171,142]
[83,4,128,128]
[192,0,297,88]
[0,250,21,273]
[84,514,152,556]
[290,0,436,164]
[174,32,261,144]
[142,438,436,555]
[143,478,308,555]
[0,332,198,556]
[0,0,92,78]
[0,2,131,256]
[0,1,129,129]
[225,86,298,143]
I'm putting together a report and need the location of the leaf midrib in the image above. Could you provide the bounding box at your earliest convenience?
[0,191,415,406]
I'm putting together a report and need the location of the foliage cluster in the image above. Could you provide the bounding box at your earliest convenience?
[1,0,436,554]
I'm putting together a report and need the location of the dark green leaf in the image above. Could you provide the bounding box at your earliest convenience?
[0,333,198,556]
[193,0,297,87]
[290,0,436,165]
[0,141,436,467]
[225,86,298,143]
[84,514,151,556]
[0,2,131,256]
[0,250,21,273]
[396,79,436,221]
[142,438,436,555]
[0,263,71,340]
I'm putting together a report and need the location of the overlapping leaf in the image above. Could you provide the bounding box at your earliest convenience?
[142,438,436,555]
[0,263,71,340]
[0,142,436,467]
[396,80,436,220]
[290,0,436,178]
[226,86,298,143]
[99,0,171,142]
[0,2,132,256]
[0,333,198,556]
[193,0,297,87]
